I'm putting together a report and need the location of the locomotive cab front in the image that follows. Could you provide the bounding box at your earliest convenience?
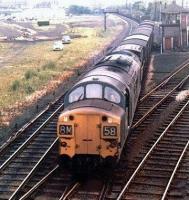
[57,81,128,165]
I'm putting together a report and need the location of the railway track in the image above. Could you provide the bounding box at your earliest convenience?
[117,98,189,200]
[18,165,73,200]
[2,17,189,200]
[17,162,112,200]
[19,58,189,200]
[16,167,109,200]
[139,57,189,98]
[132,58,189,129]
[126,59,189,163]
[0,95,64,200]
[60,179,109,200]
[17,56,189,200]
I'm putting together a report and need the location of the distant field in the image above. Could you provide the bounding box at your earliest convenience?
[0,24,123,126]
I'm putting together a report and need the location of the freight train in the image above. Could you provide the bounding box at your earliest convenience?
[57,20,154,167]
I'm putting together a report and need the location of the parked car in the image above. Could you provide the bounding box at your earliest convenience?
[62,35,71,44]
[53,41,64,51]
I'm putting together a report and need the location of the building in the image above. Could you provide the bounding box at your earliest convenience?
[161,0,189,51]
[0,0,27,8]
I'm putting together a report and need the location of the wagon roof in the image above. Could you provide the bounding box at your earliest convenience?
[121,38,148,47]
[125,34,149,41]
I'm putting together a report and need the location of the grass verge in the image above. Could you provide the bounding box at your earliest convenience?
[0,23,124,140]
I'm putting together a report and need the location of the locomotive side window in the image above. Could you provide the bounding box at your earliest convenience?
[69,86,84,103]
[104,87,121,104]
[86,84,102,98]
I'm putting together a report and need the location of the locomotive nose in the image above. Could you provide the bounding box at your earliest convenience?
[58,109,120,159]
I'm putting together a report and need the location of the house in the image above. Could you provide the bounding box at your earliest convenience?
[161,0,189,51]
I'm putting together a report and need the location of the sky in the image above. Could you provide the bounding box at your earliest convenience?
[26,0,142,8]
[39,0,185,7]
[1,0,186,8]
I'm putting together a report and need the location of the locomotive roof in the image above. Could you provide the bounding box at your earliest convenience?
[74,54,141,93]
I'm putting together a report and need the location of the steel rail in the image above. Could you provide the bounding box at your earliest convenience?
[0,103,64,172]
[9,138,59,200]
[58,186,70,200]
[20,165,59,200]
[132,74,189,129]
[139,58,189,103]
[61,182,80,200]
[117,98,189,200]
[99,180,110,200]
[161,140,189,200]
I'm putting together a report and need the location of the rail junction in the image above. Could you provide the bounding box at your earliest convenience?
[0,16,189,200]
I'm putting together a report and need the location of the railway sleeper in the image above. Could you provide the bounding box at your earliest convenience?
[168,190,184,198]
[134,155,181,163]
[138,150,183,157]
[146,140,186,146]
[165,132,189,136]
[3,163,35,169]
[122,191,162,200]
[141,166,179,173]
[8,148,48,154]
[128,183,166,193]
[12,152,46,158]
[137,171,175,178]
[1,170,32,176]
[0,174,26,181]
[141,147,183,154]
[0,192,13,200]
[133,178,168,186]
[144,143,185,150]
[32,138,56,142]
[0,185,20,192]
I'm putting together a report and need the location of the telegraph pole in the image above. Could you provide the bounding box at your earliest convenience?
[154,0,157,21]
[104,11,107,32]
[159,1,162,22]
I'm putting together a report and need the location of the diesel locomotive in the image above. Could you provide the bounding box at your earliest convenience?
[57,20,154,166]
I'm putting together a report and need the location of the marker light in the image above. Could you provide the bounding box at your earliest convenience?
[108,117,113,123]
[63,116,69,122]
